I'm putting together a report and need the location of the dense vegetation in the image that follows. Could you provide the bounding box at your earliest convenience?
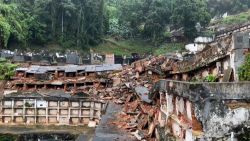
[108,0,211,43]
[215,10,250,25]
[93,39,184,56]
[0,0,249,51]
[208,0,250,16]
[0,0,107,48]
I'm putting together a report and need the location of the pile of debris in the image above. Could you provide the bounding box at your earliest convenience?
[95,55,173,140]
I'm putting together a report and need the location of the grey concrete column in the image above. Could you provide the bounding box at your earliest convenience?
[11,99,14,123]
[68,107,71,125]
[46,101,48,124]
[34,99,37,124]
[23,99,25,123]
[90,102,94,120]
[57,101,60,123]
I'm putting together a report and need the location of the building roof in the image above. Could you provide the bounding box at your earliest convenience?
[85,65,96,72]
[16,64,123,74]
[4,91,44,98]
[2,90,92,101]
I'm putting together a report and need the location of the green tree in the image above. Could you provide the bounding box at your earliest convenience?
[172,0,211,41]
[0,3,29,48]
[118,0,172,44]
[143,0,171,45]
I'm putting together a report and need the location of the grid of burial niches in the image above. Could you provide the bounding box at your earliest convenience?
[160,92,193,122]
[0,99,103,125]
[159,92,195,140]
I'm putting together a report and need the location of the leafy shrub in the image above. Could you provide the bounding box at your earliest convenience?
[0,59,17,80]
[238,54,250,81]
[163,31,171,38]
[204,75,217,82]
[201,29,214,37]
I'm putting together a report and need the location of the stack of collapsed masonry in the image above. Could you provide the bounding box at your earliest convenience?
[69,54,181,140]
[97,55,178,140]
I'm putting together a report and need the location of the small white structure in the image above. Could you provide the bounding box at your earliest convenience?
[185,44,200,53]
[185,37,213,53]
[194,37,213,43]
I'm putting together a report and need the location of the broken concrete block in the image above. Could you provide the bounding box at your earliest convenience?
[135,86,152,103]
[148,70,152,75]
[147,122,156,137]
[88,121,97,127]
[131,130,144,140]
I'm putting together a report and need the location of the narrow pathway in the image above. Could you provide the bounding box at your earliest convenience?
[93,102,136,141]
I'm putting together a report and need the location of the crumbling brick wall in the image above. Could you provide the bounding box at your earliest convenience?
[156,80,250,140]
